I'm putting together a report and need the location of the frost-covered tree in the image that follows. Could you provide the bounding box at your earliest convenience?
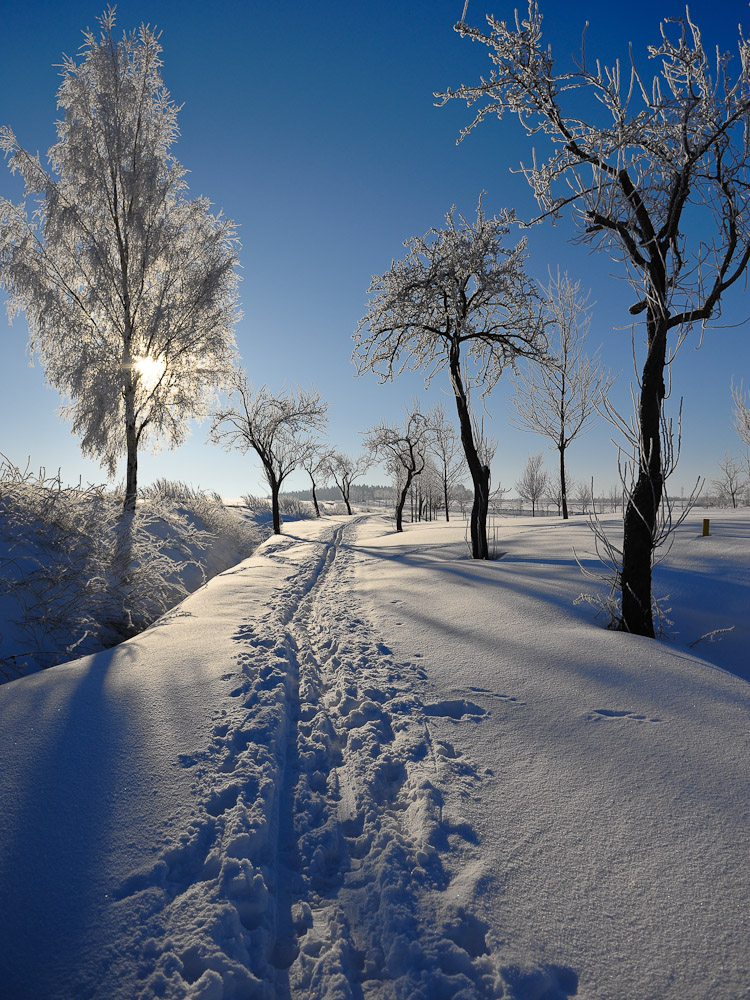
[515,452,548,516]
[731,379,750,448]
[210,371,327,534]
[427,403,466,522]
[573,479,595,515]
[0,12,240,512]
[544,473,577,518]
[416,457,444,521]
[441,4,750,633]
[324,452,369,516]
[365,405,428,532]
[510,272,614,519]
[605,483,623,514]
[712,453,745,509]
[300,441,333,518]
[353,200,544,559]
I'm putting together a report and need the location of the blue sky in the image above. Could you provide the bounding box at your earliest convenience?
[1,0,749,499]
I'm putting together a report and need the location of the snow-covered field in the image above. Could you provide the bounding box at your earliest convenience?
[0,509,747,1000]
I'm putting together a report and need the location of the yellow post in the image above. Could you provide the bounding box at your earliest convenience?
[702,518,710,537]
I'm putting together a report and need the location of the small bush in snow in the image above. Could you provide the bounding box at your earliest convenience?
[241,494,314,521]
[279,495,314,520]
[242,493,272,514]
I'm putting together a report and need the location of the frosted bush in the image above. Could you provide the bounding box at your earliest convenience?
[241,493,314,523]
[241,493,271,514]
[142,478,260,573]
[279,495,314,520]
[0,464,259,680]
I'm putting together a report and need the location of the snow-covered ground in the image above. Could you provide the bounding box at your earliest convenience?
[0,510,747,1000]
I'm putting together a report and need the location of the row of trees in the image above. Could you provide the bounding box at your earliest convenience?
[2,8,749,642]
[354,2,750,637]
[210,374,472,535]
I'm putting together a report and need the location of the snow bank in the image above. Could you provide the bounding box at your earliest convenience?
[0,473,261,680]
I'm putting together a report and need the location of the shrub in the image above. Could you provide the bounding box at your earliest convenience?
[0,464,260,681]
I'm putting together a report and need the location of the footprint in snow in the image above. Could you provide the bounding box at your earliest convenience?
[501,962,579,999]
[468,686,525,705]
[423,699,488,720]
[588,708,662,724]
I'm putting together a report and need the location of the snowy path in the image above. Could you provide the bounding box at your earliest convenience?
[139,516,502,998]
[0,516,502,1000]
[1,511,748,1000]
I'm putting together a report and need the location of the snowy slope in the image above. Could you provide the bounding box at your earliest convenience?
[358,512,750,1000]
[0,511,748,1000]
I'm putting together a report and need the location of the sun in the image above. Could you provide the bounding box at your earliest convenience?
[134,355,166,390]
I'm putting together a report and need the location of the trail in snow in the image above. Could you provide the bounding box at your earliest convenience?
[111,518,510,1000]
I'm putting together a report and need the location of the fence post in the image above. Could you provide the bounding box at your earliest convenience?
[702,518,710,537]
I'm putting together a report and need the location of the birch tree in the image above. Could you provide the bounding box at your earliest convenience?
[440,4,750,635]
[365,405,428,532]
[0,12,240,511]
[353,200,544,559]
[210,371,327,534]
[510,272,614,519]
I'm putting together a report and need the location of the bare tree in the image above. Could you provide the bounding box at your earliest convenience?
[606,483,623,514]
[210,371,327,534]
[544,473,577,517]
[0,12,240,512]
[300,441,333,518]
[365,405,428,531]
[324,452,369,516]
[731,379,750,454]
[427,403,466,522]
[572,479,595,515]
[419,458,444,521]
[713,453,745,509]
[441,4,750,635]
[516,452,549,516]
[510,271,614,519]
[354,198,544,559]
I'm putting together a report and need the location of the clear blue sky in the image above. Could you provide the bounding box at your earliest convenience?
[1,0,749,498]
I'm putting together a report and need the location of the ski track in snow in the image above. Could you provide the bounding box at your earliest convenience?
[111,519,515,1000]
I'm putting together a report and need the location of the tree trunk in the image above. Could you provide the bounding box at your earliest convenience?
[310,479,321,517]
[124,385,138,513]
[268,472,282,534]
[395,474,413,532]
[112,506,137,639]
[443,471,450,522]
[560,447,569,520]
[450,351,490,559]
[620,306,668,638]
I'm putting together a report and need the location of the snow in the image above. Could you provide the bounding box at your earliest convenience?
[0,510,748,999]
